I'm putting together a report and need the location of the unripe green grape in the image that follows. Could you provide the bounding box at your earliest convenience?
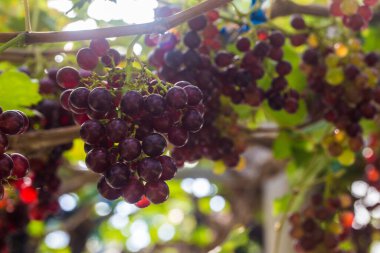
[337,149,355,166]
[325,54,340,67]
[326,67,344,86]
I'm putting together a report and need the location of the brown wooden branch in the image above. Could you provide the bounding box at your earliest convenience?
[270,0,329,18]
[8,125,80,153]
[0,0,231,45]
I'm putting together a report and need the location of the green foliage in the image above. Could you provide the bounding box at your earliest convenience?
[0,69,41,115]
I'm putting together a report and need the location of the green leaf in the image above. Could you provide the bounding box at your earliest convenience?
[283,43,307,92]
[232,104,253,119]
[0,70,41,115]
[362,26,380,52]
[273,194,291,215]
[273,131,292,159]
[263,100,307,127]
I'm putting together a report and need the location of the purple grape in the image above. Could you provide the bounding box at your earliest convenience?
[0,153,13,179]
[97,176,121,200]
[85,148,109,173]
[120,91,144,116]
[164,50,184,69]
[105,162,131,188]
[138,157,163,182]
[144,94,166,116]
[183,49,201,68]
[184,31,201,49]
[119,137,142,161]
[101,49,121,67]
[10,153,29,178]
[76,47,98,71]
[165,86,188,109]
[184,85,203,106]
[182,109,204,132]
[106,119,128,143]
[253,41,270,58]
[215,51,234,67]
[90,38,110,57]
[276,61,292,76]
[158,155,177,180]
[88,87,114,114]
[69,87,90,110]
[80,120,106,145]
[291,15,306,30]
[56,66,80,89]
[145,180,169,204]
[39,78,58,94]
[60,89,72,111]
[142,133,167,157]
[168,126,189,147]
[122,177,145,203]
[269,31,285,48]
[0,110,26,135]
[188,15,207,31]
[236,37,251,52]
[152,113,173,133]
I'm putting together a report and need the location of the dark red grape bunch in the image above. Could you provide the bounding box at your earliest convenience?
[289,193,356,253]
[330,0,376,31]
[57,39,205,207]
[0,108,30,200]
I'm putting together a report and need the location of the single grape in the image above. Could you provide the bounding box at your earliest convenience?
[135,195,151,208]
[88,87,114,115]
[168,126,189,147]
[10,153,29,179]
[90,38,110,57]
[0,110,26,135]
[76,47,98,70]
[183,49,201,68]
[97,176,121,200]
[158,155,177,180]
[182,109,204,132]
[138,157,163,182]
[145,180,169,204]
[79,120,106,145]
[184,31,201,49]
[291,15,306,30]
[144,94,166,116]
[105,162,131,188]
[276,61,292,76]
[142,133,167,157]
[188,15,207,31]
[60,89,72,111]
[39,78,58,94]
[164,50,184,69]
[120,91,144,116]
[184,85,203,106]
[105,119,128,143]
[215,51,234,67]
[119,137,142,161]
[252,41,270,58]
[152,113,173,133]
[236,37,251,52]
[269,31,285,48]
[122,177,145,204]
[68,87,90,110]
[0,153,13,179]
[85,148,109,173]
[101,49,121,67]
[56,66,80,89]
[302,49,319,65]
[165,86,188,109]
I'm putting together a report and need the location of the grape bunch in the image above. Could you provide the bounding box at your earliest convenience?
[57,38,205,207]
[0,108,30,200]
[289,193,356,253]
[146,12,300,167]
[329,0,377,31]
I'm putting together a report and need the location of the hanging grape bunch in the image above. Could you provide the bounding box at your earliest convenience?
[0,108,30,200]
[57,38,205,207]
[146,11,300,167]
[329,0,377,30]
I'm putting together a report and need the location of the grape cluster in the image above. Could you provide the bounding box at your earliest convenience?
[0,108,30,200]
[329,0,377,30]
[57,39,205,207]
[147,12,300,167]
[289,193,355,253]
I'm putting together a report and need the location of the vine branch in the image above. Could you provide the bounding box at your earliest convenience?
[0,0,231,46]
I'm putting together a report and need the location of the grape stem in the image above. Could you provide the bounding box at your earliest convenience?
[125,35,142,85]
[0,33,26,54]
[23,0,32,32]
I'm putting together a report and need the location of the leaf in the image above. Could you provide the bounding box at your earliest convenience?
[0,70,41,115]
[273,194,291,215]
[263,100,307,127]
[283,43,307,92]
[273,131,292,159]
[362,26,380,52]
[64,138,86,162]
